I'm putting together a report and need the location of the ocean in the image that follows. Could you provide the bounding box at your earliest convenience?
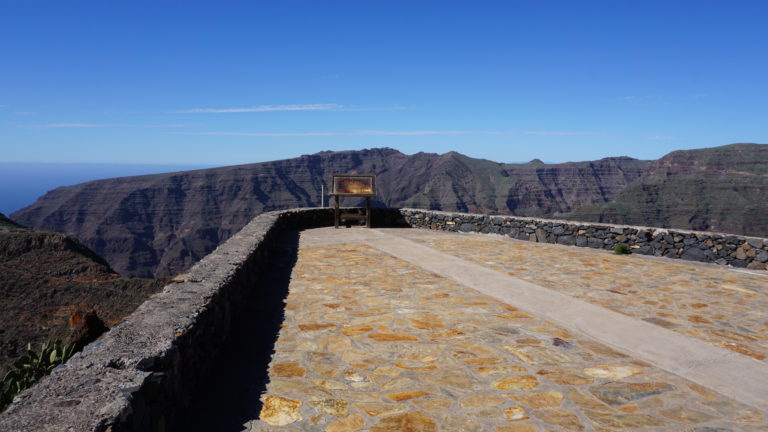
[0,162,215,217]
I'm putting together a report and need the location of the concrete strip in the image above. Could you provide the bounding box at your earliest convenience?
[363,228,768,413]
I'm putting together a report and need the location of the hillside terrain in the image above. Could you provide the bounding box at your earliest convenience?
[0,213,165,374]
[11,143,768,279]
[11,149,646,277]
[569,144,768,236]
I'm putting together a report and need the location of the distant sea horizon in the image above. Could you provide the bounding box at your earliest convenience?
[1,162,217,216]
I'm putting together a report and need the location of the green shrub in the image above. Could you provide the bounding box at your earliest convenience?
[0,340,75,412]
[614,243,631,255]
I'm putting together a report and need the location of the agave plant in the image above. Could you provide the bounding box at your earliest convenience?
[614,243,631,255]
[0,340,76,412]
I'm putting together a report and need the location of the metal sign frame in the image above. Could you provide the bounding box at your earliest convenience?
[328,174,376,228]
[329,174,376,197]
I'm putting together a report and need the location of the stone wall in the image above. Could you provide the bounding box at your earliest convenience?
[398,209,768,270]
[0,208,340,432]
[2,207,766,432]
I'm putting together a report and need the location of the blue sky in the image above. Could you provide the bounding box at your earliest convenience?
[1,0,767,165]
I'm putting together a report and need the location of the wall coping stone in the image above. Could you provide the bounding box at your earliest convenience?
[398,208,768,268]
[400,208,767,241]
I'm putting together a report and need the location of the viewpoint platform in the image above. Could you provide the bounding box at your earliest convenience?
[245,227,767,431]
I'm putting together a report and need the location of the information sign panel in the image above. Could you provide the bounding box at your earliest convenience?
[330,174,376,196]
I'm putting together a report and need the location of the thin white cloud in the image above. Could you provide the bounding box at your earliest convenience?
[166,130,502,137]
[622,95,658,102]
[523,131,605,136]
[174,103,343,114]
[173,104,413,114]
[44,123,105,128]
[336,106,414,112]
[622,93,710,102]
[145,123,198,128]
[24,122,196,129]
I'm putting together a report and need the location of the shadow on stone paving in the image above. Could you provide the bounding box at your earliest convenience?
[173,230,299,432]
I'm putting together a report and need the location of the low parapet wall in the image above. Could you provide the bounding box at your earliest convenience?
[2,207,766,431]
[398,208,768,270]
[0,208,343,432]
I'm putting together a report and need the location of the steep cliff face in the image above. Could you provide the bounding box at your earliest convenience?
[568,143,768,236]
[12,149,401,277]
[12,148,647,277]
[501,156,648,216]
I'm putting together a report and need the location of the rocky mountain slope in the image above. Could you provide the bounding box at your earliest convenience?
[12,149,647,277]
[568,143,768,236]
[11,144,768,279]
[0,213,165,374]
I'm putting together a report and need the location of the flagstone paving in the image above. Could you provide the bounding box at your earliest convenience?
[408,232,768,363]
[248,228,767,431]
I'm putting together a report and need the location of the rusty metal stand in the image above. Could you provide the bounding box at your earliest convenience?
[366,196,371,228]
[332,195,371,228]
[334,194,340,228]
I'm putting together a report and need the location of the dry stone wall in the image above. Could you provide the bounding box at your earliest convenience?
[0,208,338,432]
[399,209,768,270]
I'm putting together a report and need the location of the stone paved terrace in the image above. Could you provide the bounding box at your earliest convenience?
[246,227,768,432]
[413,233,768,362]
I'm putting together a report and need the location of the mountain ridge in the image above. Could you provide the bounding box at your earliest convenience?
[12,143,767,278]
